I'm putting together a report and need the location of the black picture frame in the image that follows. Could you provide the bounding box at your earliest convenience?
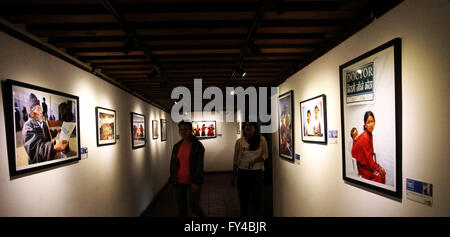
[300,94,328,144]
[192,121,216,138]
[131,112,146,149]
[95,106,116,147]
[278,90,295,161]
[339,38,402,198]
[160,119,167,142]
[152,120,158,140]
[2,79,81,177]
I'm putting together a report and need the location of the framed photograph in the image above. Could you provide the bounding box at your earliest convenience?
[2,79,80,177]
[160,119,167,141]
[278,90,294,161]
[131,112,146,149]
[152,120,159,140]
[95,107,116,146]
[300,94,327,144]
[192,121,216,138]
[339,38,402,198]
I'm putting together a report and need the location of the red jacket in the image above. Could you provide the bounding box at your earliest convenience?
[351,130,385,183]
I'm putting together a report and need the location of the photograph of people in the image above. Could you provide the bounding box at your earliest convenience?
[279,94,293,159]
[153,121,158,139]
[21,93,69,164]
[201,124,206,136]
[99,112,114,141]
[312,105,323,136]
[351,111,386,184]
[193,124,200,136]
[304,110,314,136]
[207,124,215,137]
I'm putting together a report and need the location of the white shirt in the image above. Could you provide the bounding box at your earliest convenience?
[233,136,269,171]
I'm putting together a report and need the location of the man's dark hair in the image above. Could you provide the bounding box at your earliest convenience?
[178,120,192,131]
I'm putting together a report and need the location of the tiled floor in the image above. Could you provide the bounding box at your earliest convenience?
[141,172,273,217]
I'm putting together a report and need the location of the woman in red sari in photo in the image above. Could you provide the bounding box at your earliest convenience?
[351,111,386,184]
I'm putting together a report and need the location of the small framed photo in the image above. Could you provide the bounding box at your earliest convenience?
[192,121,216,138]
[160,119,167,141]
[2,79,80,177]
[131,112,146,149]
[340,38,402,198]
[95,107,116,146]
[152,120,159,140]
[300,94,327,144]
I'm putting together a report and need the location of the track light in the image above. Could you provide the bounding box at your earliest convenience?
[123,38,137,55]
[235,65,246,78]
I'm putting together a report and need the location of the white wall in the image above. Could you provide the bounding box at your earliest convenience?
[0,32,176,216]
[273,0,449,216]
[189,112,239,172]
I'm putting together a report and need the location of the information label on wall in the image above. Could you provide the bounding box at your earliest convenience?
[406,178,433,206]
[295,154,300,165]
[81,147,88,159]
[328,130,338,144]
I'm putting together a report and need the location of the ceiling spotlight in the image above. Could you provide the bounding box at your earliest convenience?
[235,66,246,78]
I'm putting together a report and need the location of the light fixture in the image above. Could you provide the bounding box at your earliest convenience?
[230,90,235,95]
[357,69,362,74]
[235,65,246,78]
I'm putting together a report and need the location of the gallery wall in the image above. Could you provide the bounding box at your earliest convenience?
[273,0,449,216]
[0,31,176,216]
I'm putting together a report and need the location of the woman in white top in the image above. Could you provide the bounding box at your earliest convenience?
[231,122,269,216]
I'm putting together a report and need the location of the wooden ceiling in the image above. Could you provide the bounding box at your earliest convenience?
[0,0,402,111]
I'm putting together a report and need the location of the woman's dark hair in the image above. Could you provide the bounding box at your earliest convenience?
[363,111,375,130]
[178,120,192,131]
[242,122,261,151]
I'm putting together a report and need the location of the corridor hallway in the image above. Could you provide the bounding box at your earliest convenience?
[141,172,273,217]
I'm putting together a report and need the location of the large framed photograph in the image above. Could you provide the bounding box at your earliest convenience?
[192,121,216,138]
[2,79,80,177]
[278,90,294,161]
[300,94,327,144]
[95,107,116,146]
[339,38,402,198]
[152,120,159,140]
[131,112,146,149]
[160,119,167,141]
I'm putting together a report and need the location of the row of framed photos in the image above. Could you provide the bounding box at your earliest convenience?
[278,38,402,199]
[2,79,167,177]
